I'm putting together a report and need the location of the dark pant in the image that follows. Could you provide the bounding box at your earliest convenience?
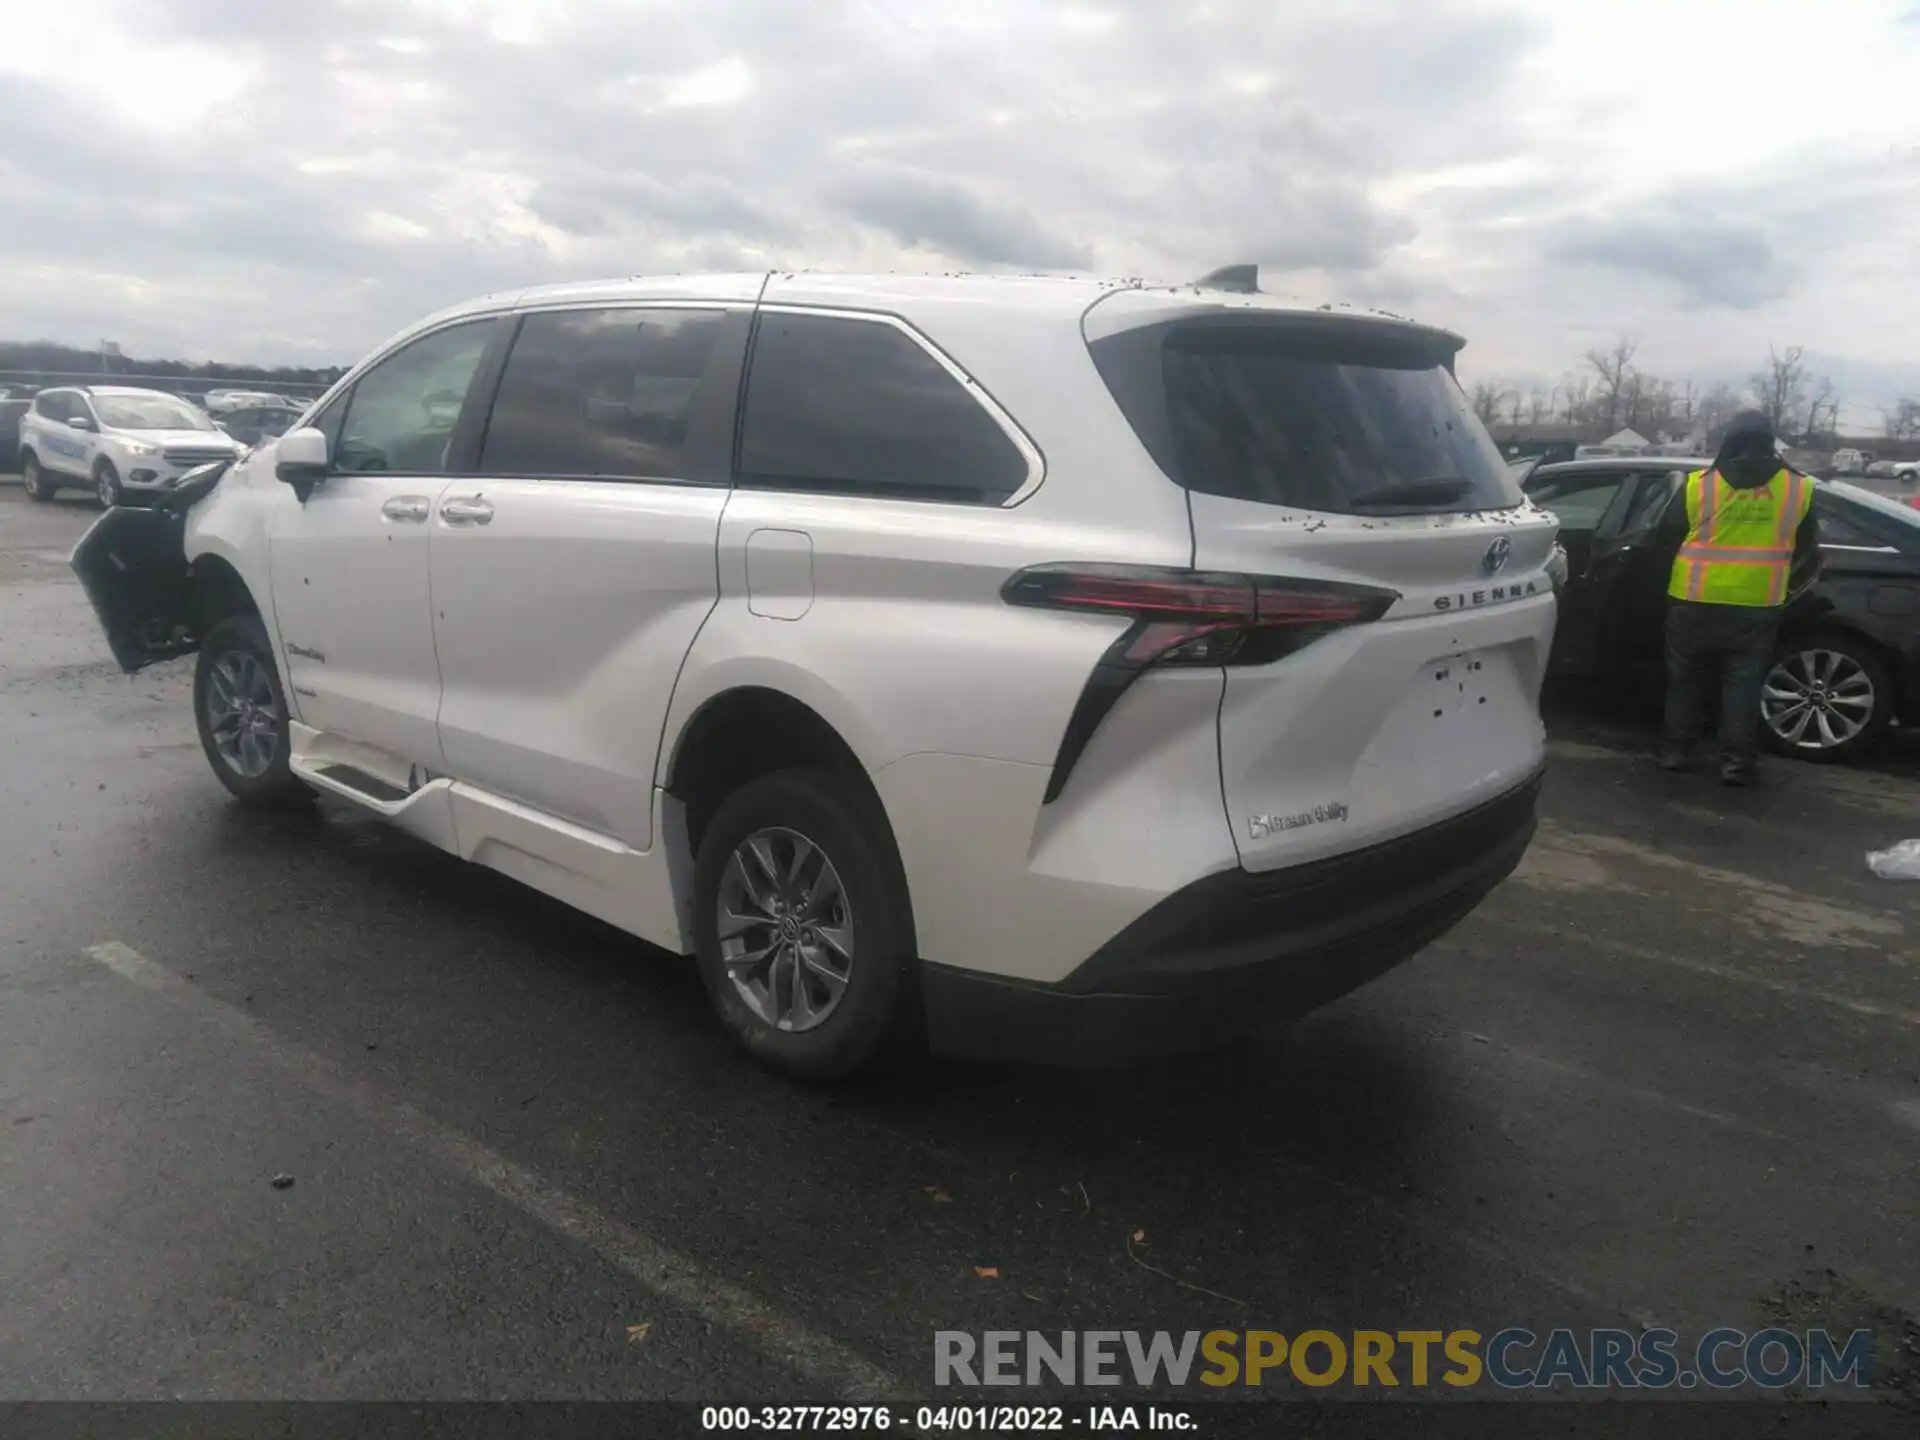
[1663,600,1781,761]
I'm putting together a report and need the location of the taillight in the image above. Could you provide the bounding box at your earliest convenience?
[1003,564,1398,802]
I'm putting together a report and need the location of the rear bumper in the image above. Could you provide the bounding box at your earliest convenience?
[920,769,1541,1065]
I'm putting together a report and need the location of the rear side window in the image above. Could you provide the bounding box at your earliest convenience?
[1817,498,1891,549]
[1622,471,1683,532]
[481,307,730,480]
[1523,471,1629,532]
[738,313,1029,503]
[1094,321,1522,516]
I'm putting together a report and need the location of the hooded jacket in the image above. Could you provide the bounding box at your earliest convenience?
[1659,413,1820,585]
[1714,411,1790,491]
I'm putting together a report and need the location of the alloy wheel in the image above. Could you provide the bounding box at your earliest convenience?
[715,826,855,1033]
[203,648,281,778]
[96,470,118,507]
[1761,649,1876,752]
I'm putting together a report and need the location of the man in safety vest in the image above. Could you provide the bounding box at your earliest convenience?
[1658,410,1820,785]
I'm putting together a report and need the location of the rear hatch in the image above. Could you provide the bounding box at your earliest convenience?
[1087,298,1557,874]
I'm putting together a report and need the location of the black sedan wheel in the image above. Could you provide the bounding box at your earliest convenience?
[1760,634,1892,763]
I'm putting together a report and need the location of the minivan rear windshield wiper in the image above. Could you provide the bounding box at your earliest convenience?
[1348,476,1473,508]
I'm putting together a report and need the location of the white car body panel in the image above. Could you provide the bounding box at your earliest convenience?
[871,665,1245,984]
[1185,492,1556,872]
[183,451,297,695]
[429,476,731,850]
[268,472,452,772]
[284,718,693,953]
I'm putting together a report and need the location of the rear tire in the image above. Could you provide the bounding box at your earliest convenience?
[94,460,122,509]
[691,768,917,1080]
[21,452,53,502]
[1759,631,1892,764]
[193,613,311,807]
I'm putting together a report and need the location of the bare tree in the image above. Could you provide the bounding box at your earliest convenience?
[1749,344,1808,436]
[1469,382,1508,428]
[1506,390,1525,429]
[1560,375,1593,428]
[1527,389,1553,426]
[1620,372,1647,433]
[1583,337,1638,435]
[1679,379,1696,427]
[1697,382,1740,448]
[1804,378,1840,441]
[1646,378,1679,439]
[1884,398,1920,443]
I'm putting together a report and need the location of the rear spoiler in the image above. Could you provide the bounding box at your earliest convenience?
[1178,263,1462,373]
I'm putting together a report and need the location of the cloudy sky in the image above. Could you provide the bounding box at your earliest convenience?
[2,0,1917,416]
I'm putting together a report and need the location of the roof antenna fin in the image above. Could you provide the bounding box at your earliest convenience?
[1192,263,1258,293]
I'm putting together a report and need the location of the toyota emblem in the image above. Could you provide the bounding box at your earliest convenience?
[1482,536,1512,575]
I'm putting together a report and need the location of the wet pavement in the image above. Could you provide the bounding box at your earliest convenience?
[1,482,1916,1408]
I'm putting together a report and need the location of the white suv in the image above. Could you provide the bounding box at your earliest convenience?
[22,385,242,508]
[71,270,1556,1078]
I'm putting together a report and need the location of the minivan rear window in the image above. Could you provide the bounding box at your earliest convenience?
[1092,321,1522,516]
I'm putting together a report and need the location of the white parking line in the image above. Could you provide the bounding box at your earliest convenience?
[81,940,909,1403]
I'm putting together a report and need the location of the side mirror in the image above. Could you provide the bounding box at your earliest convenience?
[68,414,96,432]
[275,425,330,496]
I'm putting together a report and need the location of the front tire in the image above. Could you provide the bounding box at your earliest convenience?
[692,768,917,1080]
[193,614,310,807]
[1759,632,1892,763]
[21,452,53,502]
[94,460,122,509]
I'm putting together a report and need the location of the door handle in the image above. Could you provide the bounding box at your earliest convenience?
[439,495,495,525]
[381,494,432,523]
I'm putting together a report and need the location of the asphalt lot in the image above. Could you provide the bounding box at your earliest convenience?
[1,481,1917,1414]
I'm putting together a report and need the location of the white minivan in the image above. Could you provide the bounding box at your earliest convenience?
[72,269,1556,1077]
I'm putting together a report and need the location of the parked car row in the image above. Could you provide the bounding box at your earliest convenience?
[13,385,308,504]
[18,386,248,506]
[1829,448,1920,481]
[203,388,297,414]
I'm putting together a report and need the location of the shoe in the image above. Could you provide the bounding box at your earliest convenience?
[1719,758,1758,787]
[1657,742,1699,772]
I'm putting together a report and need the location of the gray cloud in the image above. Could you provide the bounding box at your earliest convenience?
[831,164,1094,269]
[1551,217,1797,310]
[527,172,796,244]
[0,0,1910,386]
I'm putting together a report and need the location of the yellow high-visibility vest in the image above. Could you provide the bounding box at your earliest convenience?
[1667,466,1812,607]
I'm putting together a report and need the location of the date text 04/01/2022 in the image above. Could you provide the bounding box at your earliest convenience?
[699,1404,1196,1431]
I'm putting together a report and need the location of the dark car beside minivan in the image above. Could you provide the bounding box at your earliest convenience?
[1525,457,1920,762]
